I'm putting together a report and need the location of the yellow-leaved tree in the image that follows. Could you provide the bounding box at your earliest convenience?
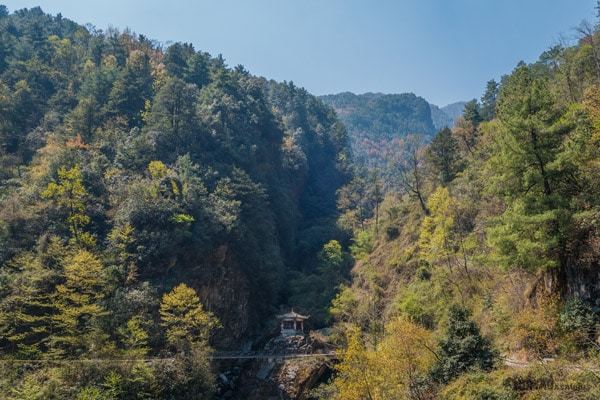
[159,283,219,351]
[375,318,436,399]
[419,186,475,280]
[51,250,108,356]
[331,319,435,400]
[419,186,456,269]
[333,326,376,400]
[42,165,95,247]
[159,283,219,397]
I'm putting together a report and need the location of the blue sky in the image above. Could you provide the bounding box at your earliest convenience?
[2,0,596,105]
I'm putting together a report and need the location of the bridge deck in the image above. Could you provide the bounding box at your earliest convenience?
[211,351,337,360]
[0,352,339,364]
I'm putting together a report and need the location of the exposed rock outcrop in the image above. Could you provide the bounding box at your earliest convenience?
[217,333,335,399]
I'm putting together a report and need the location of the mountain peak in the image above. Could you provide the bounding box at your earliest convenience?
[320,92,466,164]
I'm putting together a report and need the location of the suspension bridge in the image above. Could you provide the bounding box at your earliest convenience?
[0,351,339,364]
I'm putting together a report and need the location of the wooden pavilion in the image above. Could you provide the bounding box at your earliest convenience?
[277,309,309,336]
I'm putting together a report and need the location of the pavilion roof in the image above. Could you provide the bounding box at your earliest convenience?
[277,309,309,320]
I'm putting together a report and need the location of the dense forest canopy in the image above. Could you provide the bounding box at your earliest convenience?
[1,3,600,400]
[0,5,353,398]
[321,10,600,400]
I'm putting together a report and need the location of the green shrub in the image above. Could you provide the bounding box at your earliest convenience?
[385,225,400,241]
[431,305,497,383]
[441,372,517,400]
[350,230,374,260]
[558,298,597,350]
[416,265,431,281]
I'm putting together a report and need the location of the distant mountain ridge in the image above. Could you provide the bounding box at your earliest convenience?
[429,103,453,130]
[440,101,468,122]
[319,92,466,165]
[320,91,436,137]
[429,101,467,130]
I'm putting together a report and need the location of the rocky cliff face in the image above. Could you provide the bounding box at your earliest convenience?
[218,334,334,399]
[196,245,251,348]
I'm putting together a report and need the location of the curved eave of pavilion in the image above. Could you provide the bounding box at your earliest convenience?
[277,311,310,320]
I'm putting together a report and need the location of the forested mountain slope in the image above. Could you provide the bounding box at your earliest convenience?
[0,6,351,398]
[321,17,600,400]
[320,92,467,167]
[440,100,468,122]
[429,103,455,130]
[1,3,600,400]
[320,92,438,165]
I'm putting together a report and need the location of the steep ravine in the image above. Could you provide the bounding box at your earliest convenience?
[216,334,335,399]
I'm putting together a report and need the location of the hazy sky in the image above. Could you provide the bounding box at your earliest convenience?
[2,0,596,105]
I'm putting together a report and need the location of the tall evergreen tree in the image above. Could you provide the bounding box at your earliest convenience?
[42,165,95,247]
[50,250,108,356]
[463,99,482,126]
[431,305,496,383]
[487,64,570,273]
[159,283,218,351]
[185,52,210,88]
[427,127,461,184]
[0,253,58,356]
[146,77,199,157]
[480,79,499,121]
[105,49,153,126]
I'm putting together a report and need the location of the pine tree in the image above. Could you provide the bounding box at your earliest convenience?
[463,99,482,126]
[42,165,95,247]
[67,97,99,142]
[50,250,108,356]
[0,253,58,357]
[185,52,210,87]
[480,80,499,121]
[117,316,149,357]
[487,64,569,272]
[430,306,496,383]
[454,100,482,155]
[159,283,218,351]
[105,50,153,126]
[427,127,461,184]
[146,77,199,155]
